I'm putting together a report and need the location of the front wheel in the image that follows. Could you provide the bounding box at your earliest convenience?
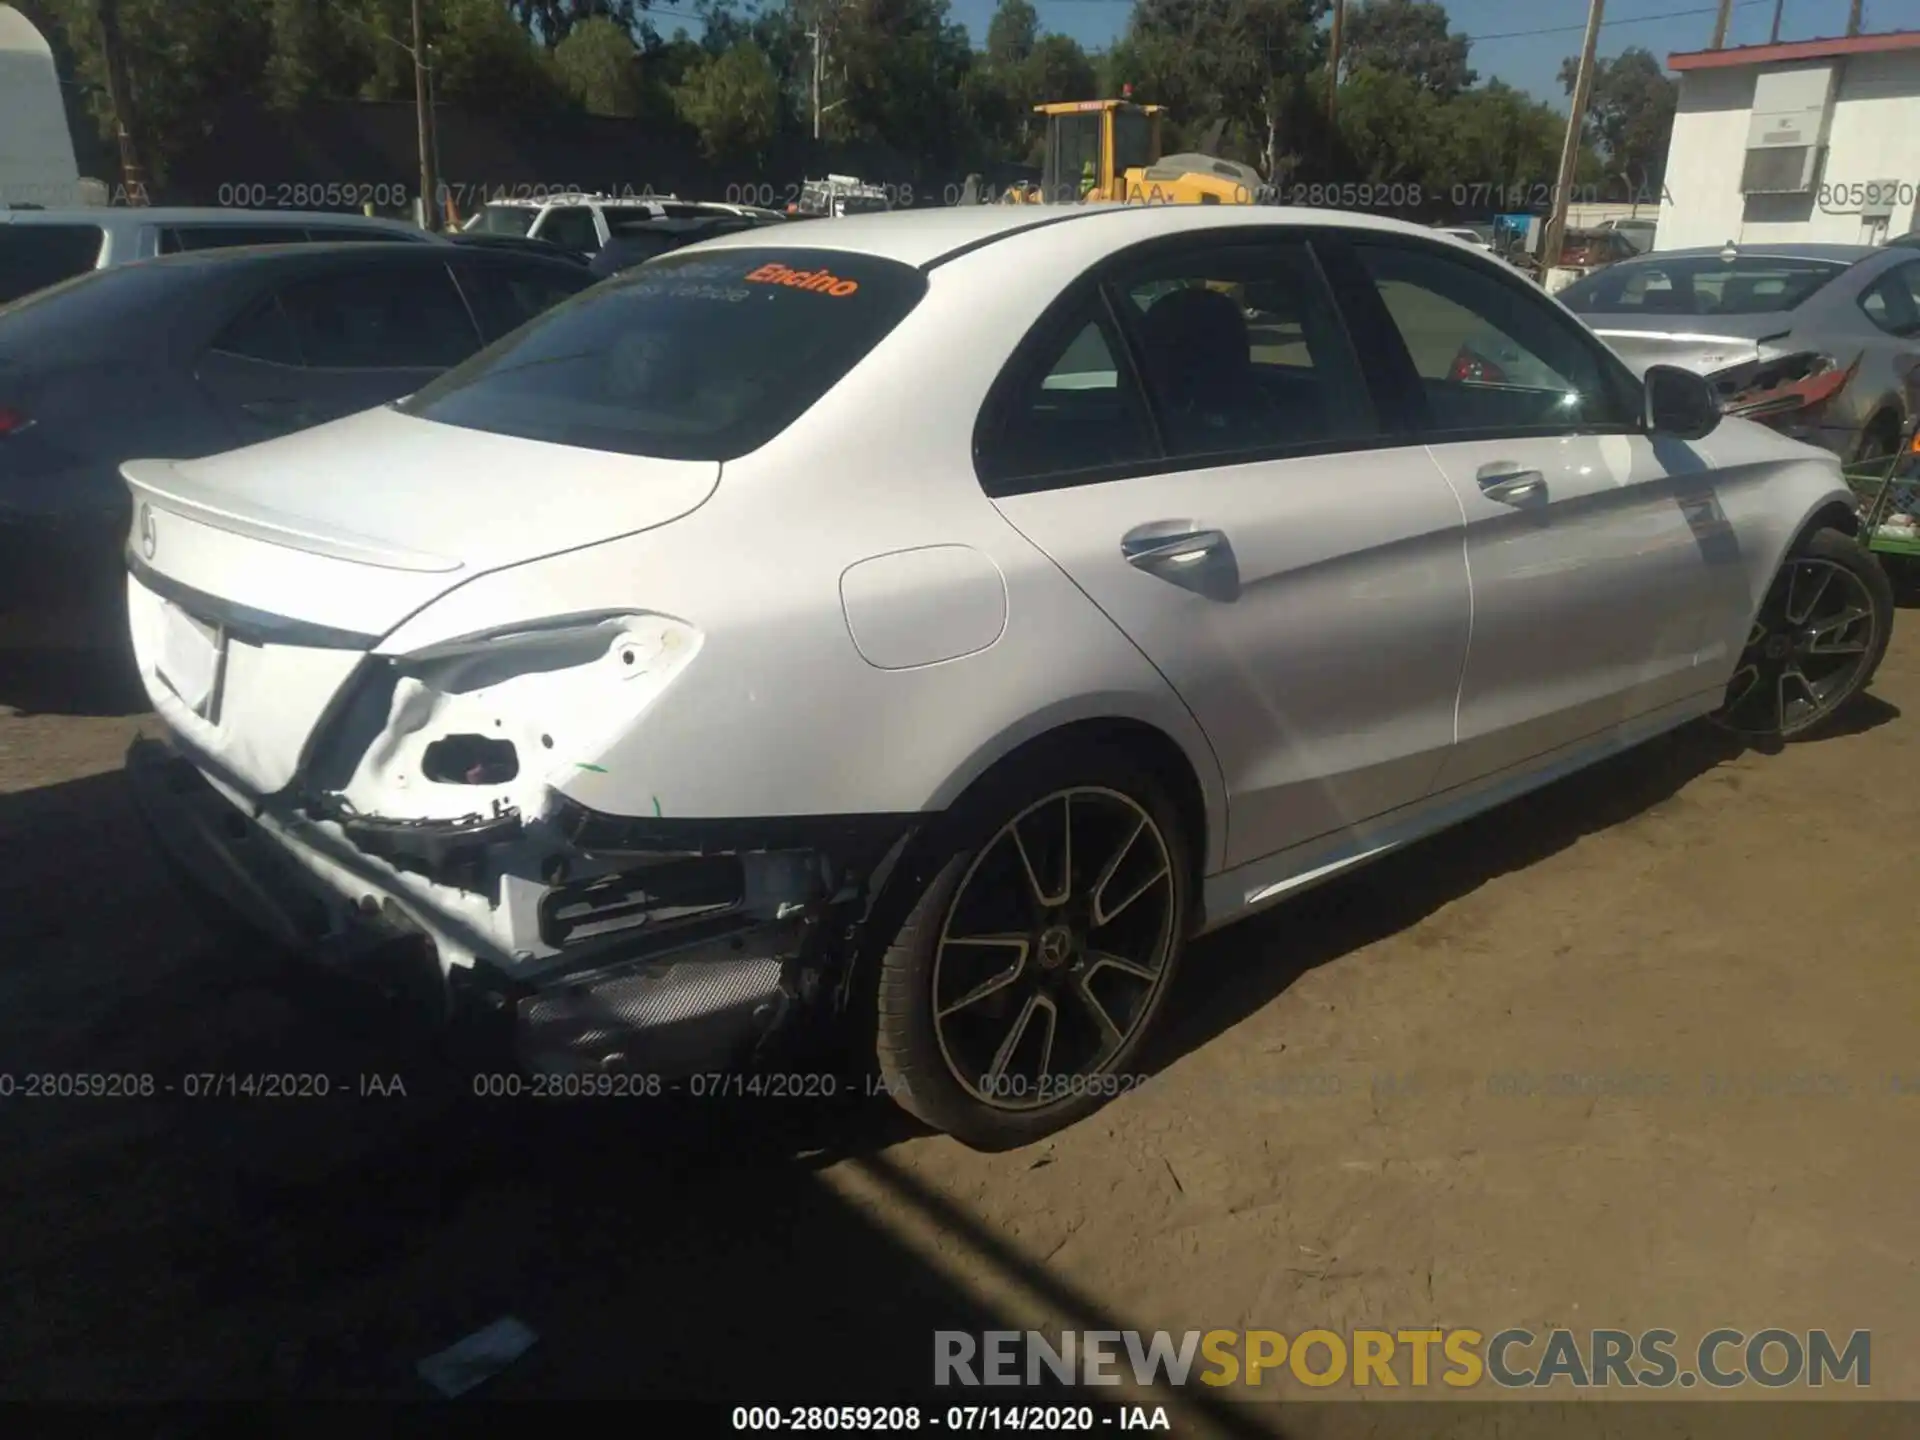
[1711,526,1893,740]
[873,745,1192,1149]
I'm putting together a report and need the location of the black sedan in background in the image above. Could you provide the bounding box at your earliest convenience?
[0,241,592,640]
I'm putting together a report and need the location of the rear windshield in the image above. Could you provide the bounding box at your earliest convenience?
[0,223,106,305]
[399,247,928,461]
[1560,255,1847,316]
[470,204,537,236]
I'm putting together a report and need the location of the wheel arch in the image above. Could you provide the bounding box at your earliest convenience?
[841,709,1222,1016]
[1856,402,1906,460]
[922,702,1225,877]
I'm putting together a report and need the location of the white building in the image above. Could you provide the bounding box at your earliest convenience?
[1657,31,1920,251]
[0,4,81,209]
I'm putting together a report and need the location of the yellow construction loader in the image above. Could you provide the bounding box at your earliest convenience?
[1001,99,1271,206]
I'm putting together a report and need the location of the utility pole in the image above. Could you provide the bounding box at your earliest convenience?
[809,26,822,140]
[1846,0,1863,36]
[94,0,150,204]
[1540,0,1605,277]
[1769,0,1785,43]
[1711,0,1733,47]
[1326,0,1346,133]
[412,0,437,230]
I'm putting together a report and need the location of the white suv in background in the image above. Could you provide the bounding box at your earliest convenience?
[0,205,432,304]
[460,193,784,255]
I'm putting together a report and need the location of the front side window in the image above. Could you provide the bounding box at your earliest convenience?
[0,223,105,304]
[401,247,928,461]
[274,263,479,369]
[1356,241,1637,435]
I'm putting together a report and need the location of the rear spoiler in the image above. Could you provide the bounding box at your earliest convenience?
[122,457,461,573]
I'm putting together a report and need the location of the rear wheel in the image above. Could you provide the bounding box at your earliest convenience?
[1711,526,1893,740]
[874,744,1191,1149]
[1854,413,1903,466]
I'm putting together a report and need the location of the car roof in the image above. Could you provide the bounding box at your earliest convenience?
[0,206,424,230]
[1639,242,1877,263]
[127,240,462,270]
[682,203,1464,270]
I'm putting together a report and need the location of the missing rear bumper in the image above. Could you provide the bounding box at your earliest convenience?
[126,735,918,1078]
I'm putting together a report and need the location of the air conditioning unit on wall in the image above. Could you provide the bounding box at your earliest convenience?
[1739,62,1837,195]
[1740,143,1826,194]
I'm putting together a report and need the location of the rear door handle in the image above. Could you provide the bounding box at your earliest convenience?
[1476,463,1546,504]
[1121,525,1229,570]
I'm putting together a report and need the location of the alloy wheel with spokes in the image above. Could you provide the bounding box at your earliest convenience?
[930,786,1178,1112]
[1715,542,1887,739]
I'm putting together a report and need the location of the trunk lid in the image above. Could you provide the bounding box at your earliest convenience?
[1584,312,1793,377]
[124,403,719,796]
[124,403,720,639]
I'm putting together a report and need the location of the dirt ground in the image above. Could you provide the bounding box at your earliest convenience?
[2,617,1919,1434]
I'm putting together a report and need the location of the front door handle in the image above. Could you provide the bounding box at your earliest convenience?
[1121,525,1229,570]
[1477,463,1546,504]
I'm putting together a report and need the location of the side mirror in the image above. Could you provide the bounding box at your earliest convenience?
[1644,363,1721,440]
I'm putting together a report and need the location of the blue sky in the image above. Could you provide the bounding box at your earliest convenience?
[655,0,1920,109]
[976,0,1920,105]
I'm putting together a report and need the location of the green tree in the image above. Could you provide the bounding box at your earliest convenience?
[42,0,276,183]
[1557,45,1676,197]
[504,0,646,44]
[985,0,1038,67]
[813,0,983,169]
[1341,0,1475,97]
[1109,0,1328,179]
[675,39,781,158]
[551,12,643,113]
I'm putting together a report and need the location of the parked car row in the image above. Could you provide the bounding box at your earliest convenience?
[94,203,1893,1149]
[1,240,594,629]
[1560,242,1920,464]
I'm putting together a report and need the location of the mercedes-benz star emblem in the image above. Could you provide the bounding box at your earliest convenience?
[138,503,157,560]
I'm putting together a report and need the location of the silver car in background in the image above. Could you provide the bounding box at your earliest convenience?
[1559,243,1920,463]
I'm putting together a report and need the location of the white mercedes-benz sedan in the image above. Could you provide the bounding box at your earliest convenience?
[123,204,1893,1148]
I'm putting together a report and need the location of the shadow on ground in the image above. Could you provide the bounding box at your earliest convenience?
[0,766,1281,1427]
[1143,705,1895,1075]
[0,699,1897,1411]
[0,644,147,719]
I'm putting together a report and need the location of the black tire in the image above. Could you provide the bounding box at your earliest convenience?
[1711,525,1894,740]
[873,741,1193,1150]
[1854,414,1904,466]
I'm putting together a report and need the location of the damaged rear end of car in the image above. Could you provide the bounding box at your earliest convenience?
[124,241,935,1080]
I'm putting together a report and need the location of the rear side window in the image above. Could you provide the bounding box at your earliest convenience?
[275,263,480,368]
[159,225,314,253]
[401,247,928,460]
[1858,261,1920,337]
[0,224,106,304]
[210,294,303,365]
[456,258,592,341]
